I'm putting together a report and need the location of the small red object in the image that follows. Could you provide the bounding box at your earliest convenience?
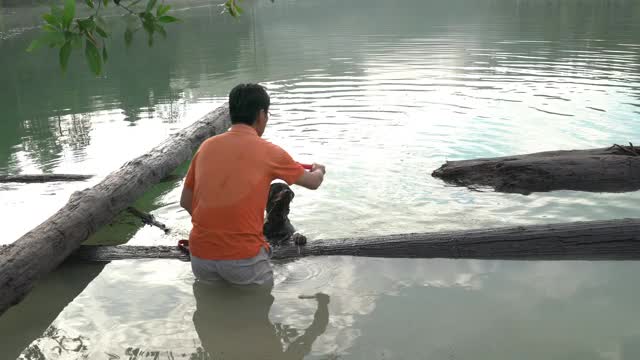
[298,163,313,170]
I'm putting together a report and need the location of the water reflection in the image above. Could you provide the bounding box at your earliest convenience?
[0,262,105,360]
[193,281,329,360]
[11,257,640,359]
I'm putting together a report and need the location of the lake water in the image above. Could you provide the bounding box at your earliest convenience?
[2,0,640,358]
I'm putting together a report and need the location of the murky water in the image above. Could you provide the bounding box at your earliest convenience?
[2,0,640,358]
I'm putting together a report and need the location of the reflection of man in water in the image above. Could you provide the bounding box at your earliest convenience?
[192,281,329,360]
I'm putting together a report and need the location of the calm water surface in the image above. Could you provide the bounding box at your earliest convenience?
[2,0,640,358]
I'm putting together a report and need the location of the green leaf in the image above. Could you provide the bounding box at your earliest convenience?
[103,0,108,5]
[124,28,133,47]
[51,5,64,19]
[155,23,166,39]
[141,11,154,22]
[84,0,94,8]
[46,31,67,46]
[28,31,66,53]
[71,33,83,48]
[102,45,108,62]
[145,0,158,13]
[225,1,237,17]
[142,20,154,36]
[27,39,45,53]
[96,25,108,38]
[62,0,76,29]
[43,24,59,33]
[77,18,96,32]
[156,4,170,16]
[42,13,60,27]
[223,0,244,17]
[59,41,72,72]
[157,15,178,23]
[85,39,102,75]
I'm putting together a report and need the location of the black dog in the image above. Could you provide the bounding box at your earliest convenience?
[263,183,307,246]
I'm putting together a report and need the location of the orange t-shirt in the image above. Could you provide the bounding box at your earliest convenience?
[184,124,305,260]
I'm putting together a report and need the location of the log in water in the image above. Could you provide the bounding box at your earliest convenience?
[67,218,640,262]
[432,144,640,195]
[0,105,231,316]
[0,174,93,183]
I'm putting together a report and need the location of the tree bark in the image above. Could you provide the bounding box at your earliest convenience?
[0,174,93,183]
[66,218,640,262]
[0,105,230,316]
[432,144,640,194]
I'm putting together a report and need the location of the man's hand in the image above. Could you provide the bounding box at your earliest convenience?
[311,163,326,175]
[295,163,326,190]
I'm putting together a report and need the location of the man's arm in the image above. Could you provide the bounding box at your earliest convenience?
[181,152,198,216]
[295,163,325,190]
[180,185,193,216]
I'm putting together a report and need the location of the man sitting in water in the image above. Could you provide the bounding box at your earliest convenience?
[180,83,326,286]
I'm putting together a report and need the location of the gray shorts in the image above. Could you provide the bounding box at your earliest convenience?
[190,247,273,286]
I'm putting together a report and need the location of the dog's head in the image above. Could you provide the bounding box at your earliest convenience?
[266,182,294,218]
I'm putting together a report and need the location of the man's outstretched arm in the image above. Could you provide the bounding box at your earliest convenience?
[295,163,326,190]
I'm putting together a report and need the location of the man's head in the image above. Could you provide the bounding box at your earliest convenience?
[228,83,270,136]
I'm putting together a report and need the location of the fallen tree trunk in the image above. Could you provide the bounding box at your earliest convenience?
[0,174,93,183]
[0,105,230,316]
[67,218,640,262]
[432,144,640,194]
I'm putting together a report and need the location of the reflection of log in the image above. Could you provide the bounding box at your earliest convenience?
[67,218,640,262]
[0,174,93,183]
[70,244,190,262]
[0,105,230,316]
[127,207,170,233]
[432,144,640,195]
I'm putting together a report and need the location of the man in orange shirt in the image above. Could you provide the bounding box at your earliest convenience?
[180,83,325,286]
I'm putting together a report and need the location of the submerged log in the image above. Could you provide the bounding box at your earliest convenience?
[0,105,231,316]
[0,174,93,183]
[432,144,640,195]
[67,218,640,262]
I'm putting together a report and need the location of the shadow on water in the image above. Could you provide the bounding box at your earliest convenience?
[0,262,105,360]
[192,281,330,360]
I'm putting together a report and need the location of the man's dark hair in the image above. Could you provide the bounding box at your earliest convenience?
[228,83,270,126]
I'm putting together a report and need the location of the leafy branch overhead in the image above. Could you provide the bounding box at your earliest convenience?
[28,0,258,76]
[28,0,180,76]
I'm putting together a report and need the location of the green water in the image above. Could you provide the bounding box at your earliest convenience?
[2,0,640,358]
